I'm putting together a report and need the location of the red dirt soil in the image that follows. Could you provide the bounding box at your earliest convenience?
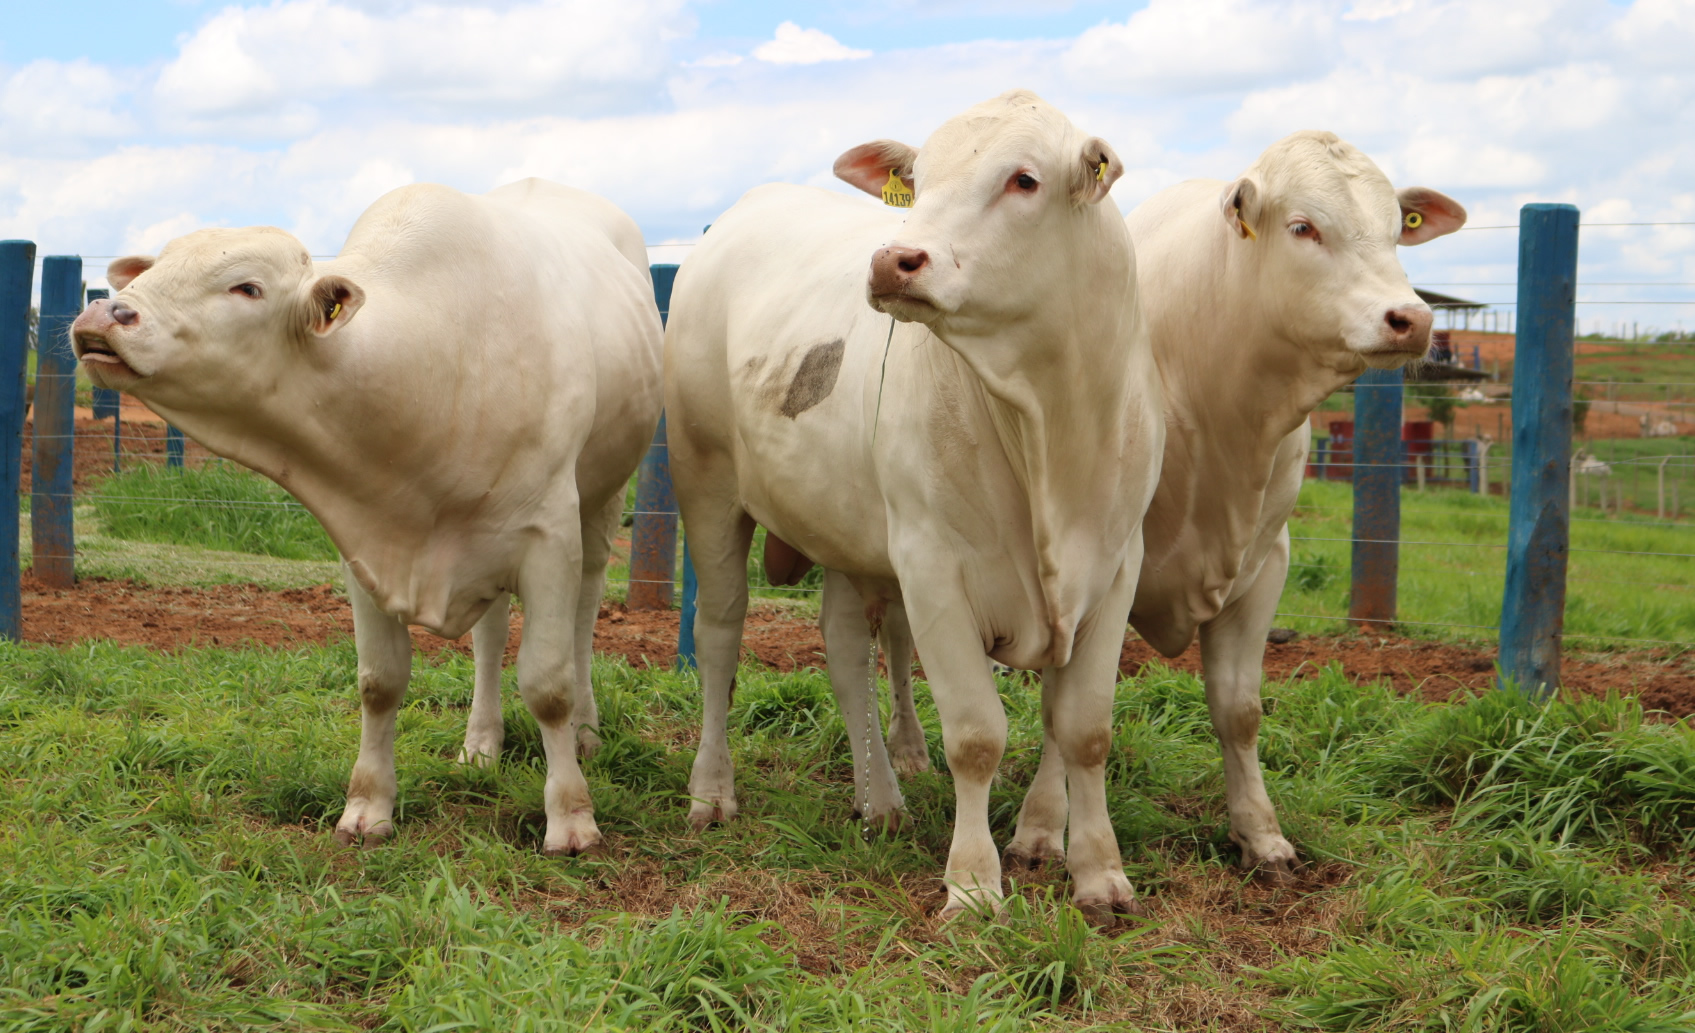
[18,575,1695,718]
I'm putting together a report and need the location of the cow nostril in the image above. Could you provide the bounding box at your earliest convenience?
[897,250,928,274]
[112,303,138,326]
[1386,310,1412,334]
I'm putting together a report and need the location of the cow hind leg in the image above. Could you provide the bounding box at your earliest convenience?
[879,601,930,775]
[820,570,906,830]
[572,492,624,759]
[335,568,413,847]
[458,592,510,768]
[1198,532,1298,883]
[682,501,756,831]
[1002,694,1068,871]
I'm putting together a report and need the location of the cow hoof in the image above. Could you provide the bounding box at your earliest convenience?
[853,807,908,836]
[1251,857,1299,887]
[542,836,605,859]
[939,891,1004,925]
[687,799,737,832]
[332,818,393,849]
[455,745,498,769]
[889,744,931,776]
[577,725,602,760]
[1075,896,1145,931]
[1002,840,1065,872]
[542,813,604,857]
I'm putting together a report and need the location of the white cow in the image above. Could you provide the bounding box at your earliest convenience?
[666,90,1164,924]
[843,131,1465,883]
[72,180,664,856]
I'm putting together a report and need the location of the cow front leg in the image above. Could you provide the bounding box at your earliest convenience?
[335,568,412,846]
[821,570,905,829]
[902,584,1008,920]
[879,600,930,775]
[517,536,601,856]
[1045,560,1140,928]
[458,592,510,768]
[1198,530,1298,882]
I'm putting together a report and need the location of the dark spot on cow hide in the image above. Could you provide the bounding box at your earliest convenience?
[778,338,844,419]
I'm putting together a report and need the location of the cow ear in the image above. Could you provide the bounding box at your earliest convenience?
[108,255,155,290]
[1071,137,1123,205]
[303,274,365,338]
[1220,177,1261,241]
[1399,187,1466,245]
[833,140,918,199]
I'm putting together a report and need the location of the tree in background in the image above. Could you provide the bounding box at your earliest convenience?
[1408,382,1458,433]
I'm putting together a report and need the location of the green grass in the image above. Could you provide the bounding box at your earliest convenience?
[2,641,1694,1030]
[1283,479,1695,646]
[87,463,338,562]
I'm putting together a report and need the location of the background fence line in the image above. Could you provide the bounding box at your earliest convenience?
[2,206,1691,697]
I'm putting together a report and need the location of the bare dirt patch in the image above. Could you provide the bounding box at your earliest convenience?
[19,576,1695,717]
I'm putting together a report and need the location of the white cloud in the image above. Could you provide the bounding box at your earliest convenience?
[5,0,1695,331]
[752,22,872,65]
[0,60,133,152]
[152,0,691,132]
[1065,0,1341,95]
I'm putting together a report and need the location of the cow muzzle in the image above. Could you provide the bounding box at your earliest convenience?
[72,298,146,386]
[867,245,940,322]
[1356,303,1434,369]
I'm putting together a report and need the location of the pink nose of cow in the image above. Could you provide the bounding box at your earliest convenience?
[1383,305,1432,351]
[111,302,139,326]
[869,246,929,297]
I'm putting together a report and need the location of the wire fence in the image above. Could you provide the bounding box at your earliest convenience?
[5,215,1693,666]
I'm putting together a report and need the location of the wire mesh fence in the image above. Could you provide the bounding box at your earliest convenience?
[5,216,1694,667]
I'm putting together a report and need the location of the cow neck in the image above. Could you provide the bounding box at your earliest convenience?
[942,253,1150,668]
[1152,271,1360,609]
[154,313,468,624]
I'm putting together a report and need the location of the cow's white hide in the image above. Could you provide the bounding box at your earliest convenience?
[665,90,1163,924]
[72,179,663,856]
[841,130,1465,884]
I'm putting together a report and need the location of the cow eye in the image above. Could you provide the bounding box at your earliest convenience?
[231,283,263,299]
[1290,222,1320,242]
[1014,173,1038,192]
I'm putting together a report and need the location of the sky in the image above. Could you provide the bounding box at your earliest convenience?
[3,0,1694,335]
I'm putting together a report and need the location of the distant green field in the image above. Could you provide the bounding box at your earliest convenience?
[1,641,1693,1030]
[1281,479,1695,647]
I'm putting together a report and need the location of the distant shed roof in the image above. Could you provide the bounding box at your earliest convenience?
[1415,287,1485,310]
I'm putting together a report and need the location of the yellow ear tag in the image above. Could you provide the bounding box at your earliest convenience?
[1096,160,1108,182]
[328,302,342,322]
[1404,210,1424,230]
[881,169,914,208]
[1238,209,1257,241]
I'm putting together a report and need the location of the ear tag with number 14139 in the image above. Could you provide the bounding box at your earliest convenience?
[882,170,914,208]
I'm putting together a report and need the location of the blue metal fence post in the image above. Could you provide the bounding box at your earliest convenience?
[1464,439,1480,494]
[628,263,680,611]
[1349,369,1404,627]
[85,288,119,472]
[0,241,35,639]
[1500,204,1579,699]
[678,538,698,670]
[166,425,184,468]
[32,256,81,589]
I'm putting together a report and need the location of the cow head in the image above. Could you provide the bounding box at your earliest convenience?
[1219,131,1464,371]
[835,90,1126,335]
[72,227,364,412]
